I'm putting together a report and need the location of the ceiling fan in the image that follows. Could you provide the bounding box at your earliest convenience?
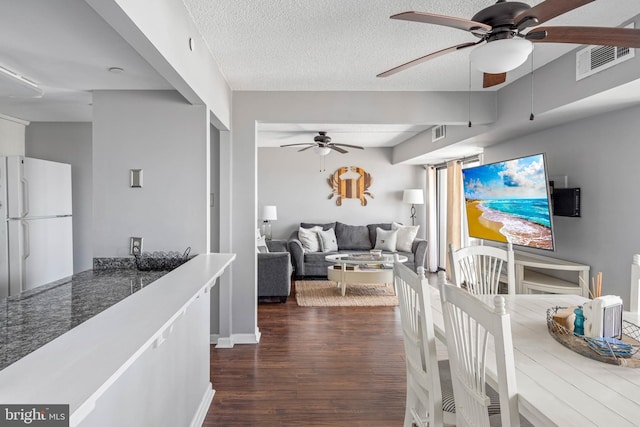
[378,0,640,88]
[280,132,365,155]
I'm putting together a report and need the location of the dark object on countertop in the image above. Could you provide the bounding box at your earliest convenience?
[135,247,192,271]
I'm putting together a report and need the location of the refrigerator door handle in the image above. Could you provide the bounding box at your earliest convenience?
[21,176,30,217]
[20,220,30,292]
[22,220,30,259]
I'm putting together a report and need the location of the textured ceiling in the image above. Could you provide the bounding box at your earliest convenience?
[183,0,640,91]
[1,0,639,156]
[182,0,640,153]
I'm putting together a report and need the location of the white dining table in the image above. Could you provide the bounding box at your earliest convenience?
[427,286,640,426]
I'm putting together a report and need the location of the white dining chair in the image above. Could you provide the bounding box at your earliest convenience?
[440,283,533,427]
[449,243,515,295]
[630,254,640,314]
[394,263,455,427]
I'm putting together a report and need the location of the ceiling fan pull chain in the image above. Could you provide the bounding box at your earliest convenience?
[529,49,535,121]
[468,61,472,128]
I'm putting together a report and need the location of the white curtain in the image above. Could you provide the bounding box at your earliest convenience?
[446,160,463,278]
[426,166,438,272]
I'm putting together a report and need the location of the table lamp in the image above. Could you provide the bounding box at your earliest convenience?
[402,189,424,226]
[261,205,277,240]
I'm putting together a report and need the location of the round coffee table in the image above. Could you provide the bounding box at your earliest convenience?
[325,253,408,296]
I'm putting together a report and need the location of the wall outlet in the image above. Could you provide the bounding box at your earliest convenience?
[130,237,143,256]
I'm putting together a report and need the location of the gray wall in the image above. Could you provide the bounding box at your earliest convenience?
[258,147,426,239]
[210,125,220,335]
[484,104,640,306]
[25,122,93,273]
[92,90,208,257]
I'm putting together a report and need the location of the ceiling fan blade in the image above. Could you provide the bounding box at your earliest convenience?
[332,143,364,150]
[280,143,314,148]
[515,0,594,30]
[297,145,315,152]
[527,26,640,48]
[391,11,491,34]
[483,72,507,88]
[377,42,478,78]
[329,145,348,154]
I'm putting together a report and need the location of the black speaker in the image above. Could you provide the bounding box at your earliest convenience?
[553,188,581,217]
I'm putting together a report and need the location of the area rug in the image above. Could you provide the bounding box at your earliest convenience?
[295,280,398,307]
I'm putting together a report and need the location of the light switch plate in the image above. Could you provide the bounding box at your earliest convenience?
[130,169,143,188]
[130,237,143,255]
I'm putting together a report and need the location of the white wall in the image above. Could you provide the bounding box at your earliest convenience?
[484,104,640,307]
[0,116,25,156]
[258,147,425,239]
[92,90,208,257]
[25,122,93,273]
[86,0,231,130]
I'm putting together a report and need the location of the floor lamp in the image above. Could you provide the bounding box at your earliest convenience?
[402,189,424,226]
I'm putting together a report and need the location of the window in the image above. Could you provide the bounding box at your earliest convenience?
[433,157,480,270]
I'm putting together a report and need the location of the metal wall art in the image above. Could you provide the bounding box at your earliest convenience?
[328,166,374,206]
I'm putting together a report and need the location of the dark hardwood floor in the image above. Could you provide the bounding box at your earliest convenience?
[203,284,407,426]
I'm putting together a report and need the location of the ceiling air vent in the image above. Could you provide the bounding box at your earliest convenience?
[432,125,446,142]
[576,23,635,81]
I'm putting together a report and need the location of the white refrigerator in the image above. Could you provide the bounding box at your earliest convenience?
[0,156,73,298]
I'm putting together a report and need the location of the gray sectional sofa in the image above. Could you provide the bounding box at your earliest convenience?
[258,239,292,302]
[288,221,427,278]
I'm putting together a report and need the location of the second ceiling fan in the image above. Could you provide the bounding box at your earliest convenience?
[280,132,364,155]
[378,0,640,88]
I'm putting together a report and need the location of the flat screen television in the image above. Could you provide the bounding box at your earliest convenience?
[461,153,555,251]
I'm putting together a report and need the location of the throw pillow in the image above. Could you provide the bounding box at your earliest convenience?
[335,222,372,250]
[367,223,392,247]
[317,228,338,252]
[393,222,420,253]
[374,227,398,252]
[300,222,336,231]
[298,226,322,252]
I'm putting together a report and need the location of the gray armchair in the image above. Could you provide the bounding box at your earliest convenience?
[258,240,292,303]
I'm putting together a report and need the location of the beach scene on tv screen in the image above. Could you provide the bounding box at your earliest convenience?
[462,153,554,250]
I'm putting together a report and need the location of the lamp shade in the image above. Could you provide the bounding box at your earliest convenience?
[262,205,277,221]
[402,189,424,205]
[469,38,533,74]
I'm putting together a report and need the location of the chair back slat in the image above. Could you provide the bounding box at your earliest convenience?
[394,263,444,427]
[631,254,640,313]
[441,285,521,427]
[449,244,515,295]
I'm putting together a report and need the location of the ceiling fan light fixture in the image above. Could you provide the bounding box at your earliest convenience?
[470,38,533,74]
[313,146,331,156]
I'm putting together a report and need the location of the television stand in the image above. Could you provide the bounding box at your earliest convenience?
[512,251,590,297]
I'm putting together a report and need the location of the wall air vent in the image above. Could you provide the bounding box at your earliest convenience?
[576,23,635,81]
[432,125,446,142]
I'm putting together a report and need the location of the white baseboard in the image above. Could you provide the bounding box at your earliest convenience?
[212,329,261,348]
[214,337,233,348]
[232,331,262,344]
[189,383,214,427]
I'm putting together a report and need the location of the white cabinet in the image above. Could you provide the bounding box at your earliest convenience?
[513,251,590,297]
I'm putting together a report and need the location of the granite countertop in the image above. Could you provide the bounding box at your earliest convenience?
[0,269,168,371]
